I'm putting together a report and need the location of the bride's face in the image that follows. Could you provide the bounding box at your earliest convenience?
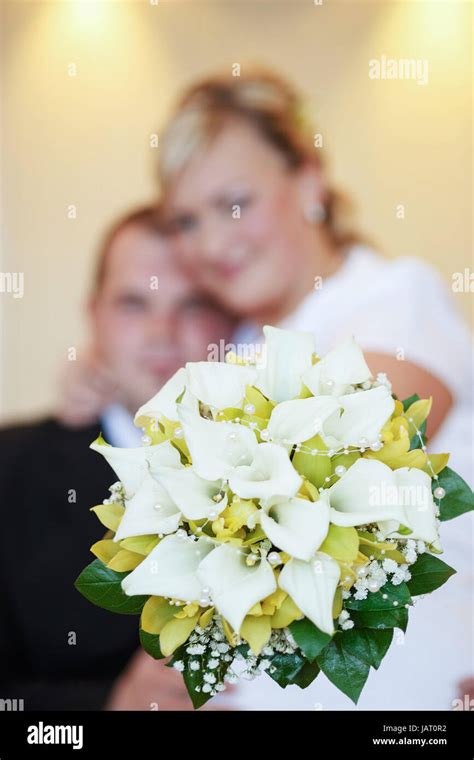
[161,120,315,318]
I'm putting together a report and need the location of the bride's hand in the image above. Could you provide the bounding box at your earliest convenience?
[55,348,118,427]
[105,648,236,711]
[105,648,194,711]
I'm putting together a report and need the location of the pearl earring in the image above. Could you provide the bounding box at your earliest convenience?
[304,201,326,224]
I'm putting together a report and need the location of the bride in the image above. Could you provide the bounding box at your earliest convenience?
[156,69,473,710]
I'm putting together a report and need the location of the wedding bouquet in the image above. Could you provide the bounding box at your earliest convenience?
[75,326,473,708]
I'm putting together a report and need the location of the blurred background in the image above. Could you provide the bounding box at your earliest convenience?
[0,0,472,422]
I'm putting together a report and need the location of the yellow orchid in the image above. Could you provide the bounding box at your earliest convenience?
[365,398,449,475]
[211,497,258,542]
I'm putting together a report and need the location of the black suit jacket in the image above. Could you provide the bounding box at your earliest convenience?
[0,418,138,710]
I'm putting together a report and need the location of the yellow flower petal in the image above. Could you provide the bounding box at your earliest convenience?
[222,618,238,646]
[240,615,272,655]
[405,398,432,434]
[271,595,302,628]
[107,549,144,572]
[319,525,359,562]
[160,614,200,657]
[423,453,450,476]
[119,535,160,556]
[199,607,215,628]
[247,602,263,617]
[332,587,343,618]
[90,503,124,532]
[141,596,176,634]
[90,538,121,564]
[292,434,331,489]
[261,587,287,616]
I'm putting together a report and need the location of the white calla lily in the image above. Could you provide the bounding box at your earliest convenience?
[122,534,214,600]
[256,325,315,403]
[178,406,258,481]
[228,442,302,499]
[302,336,372,396]
[197,543,277,633]
[134,368,189,426]
[278,552,340,635]
[115,476,181,541]
[325,458,407,527]
[266,395,340,444]
[156,466,228,521]
[377,467,440,547]
[186,361,256,410]
[322,385,394,449]
[90,438,181,498]
[259,495,330,561]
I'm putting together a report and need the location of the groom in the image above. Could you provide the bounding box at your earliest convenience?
[0,206,235,710]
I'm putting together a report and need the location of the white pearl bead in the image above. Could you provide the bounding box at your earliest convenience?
[141,435,152,446]
[174,427,184,439]
[335,465,346,477]
[175,529,187,540]
[260,429,270,441]
[244,403,256,415]
[370,441,383,451]
[208,510,219,521]
[434,486,446,499]
[267,552,281,566]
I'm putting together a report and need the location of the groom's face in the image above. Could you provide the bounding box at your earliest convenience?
[89,223,234,412]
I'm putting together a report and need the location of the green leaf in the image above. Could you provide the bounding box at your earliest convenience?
[401,394,420,412]
[74,559,148,615]
[182,667,213,710]
[406,553,456,595]
[316,635,370,704]
[340,628,393,670]
[434,467,474,522]
[167,645,231,710]
[400,395,428,450]
[267,652,306,688]
[139,629,165,660]
[289,618,332,663]
[288,659,320,689]
[344,582,411,632]
[409,420,426,451]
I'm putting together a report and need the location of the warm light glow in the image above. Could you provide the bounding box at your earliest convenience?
[66,0,111,34]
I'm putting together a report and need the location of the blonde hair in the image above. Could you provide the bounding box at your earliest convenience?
[158,68,361,249]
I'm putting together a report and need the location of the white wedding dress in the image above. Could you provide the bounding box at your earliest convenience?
[222,244,474,710]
